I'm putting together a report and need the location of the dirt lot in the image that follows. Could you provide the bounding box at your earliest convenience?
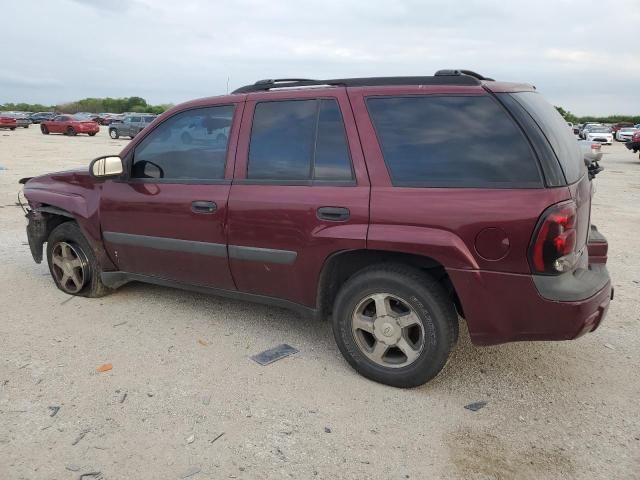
[0,126,639,479]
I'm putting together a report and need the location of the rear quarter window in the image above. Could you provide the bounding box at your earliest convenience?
[509,92,585,184]
[367,95,542,188]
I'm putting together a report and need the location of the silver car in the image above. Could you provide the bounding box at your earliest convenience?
[108,114,156,139]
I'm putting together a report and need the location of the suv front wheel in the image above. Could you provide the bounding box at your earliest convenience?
[332,264,458,388]
[46,222,112,298]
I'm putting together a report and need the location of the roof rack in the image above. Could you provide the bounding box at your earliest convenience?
[434,69,495,81]
[231,70,491,94]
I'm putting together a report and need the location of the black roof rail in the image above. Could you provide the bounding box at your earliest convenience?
[231,74,482,94]
[434,69,495,81]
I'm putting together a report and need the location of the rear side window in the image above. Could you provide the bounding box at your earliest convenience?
[367,96,542,188]
[510,92,585,184]
[248,99,353,183]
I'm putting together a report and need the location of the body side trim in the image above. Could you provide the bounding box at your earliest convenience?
[103,231,227,257]
[228,245,297,265]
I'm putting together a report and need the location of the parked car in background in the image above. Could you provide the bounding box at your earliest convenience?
[578,139,602,162]
[29,112,57,124]
[40,114,100,136]
[585,126,613,144]
[611,122,634,139]
[579,123,602,139]
[0,113,17,130]
[20,71,612,388]
[8,112,33,128]
[572,124,580,135]
[615,127,638,142]
[108,114,156,139]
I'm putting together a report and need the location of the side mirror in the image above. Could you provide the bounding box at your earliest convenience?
[90,155,123,178]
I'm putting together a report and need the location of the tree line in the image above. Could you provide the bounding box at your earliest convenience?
[0,96,172,115]
[555,106,639,125]
[1,97,637,124]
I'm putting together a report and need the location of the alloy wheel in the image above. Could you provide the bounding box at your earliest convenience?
[50,241,89,294]
[351,293,425,368]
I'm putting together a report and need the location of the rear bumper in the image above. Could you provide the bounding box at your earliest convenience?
[448,228,612,345]
[449,268,611,345]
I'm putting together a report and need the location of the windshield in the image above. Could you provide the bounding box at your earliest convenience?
[590,127,610,133]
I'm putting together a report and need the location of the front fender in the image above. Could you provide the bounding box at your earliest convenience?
[23,176,116,271]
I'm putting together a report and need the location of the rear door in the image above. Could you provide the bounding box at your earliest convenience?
[99,101,244,289]
[226,89,370,307]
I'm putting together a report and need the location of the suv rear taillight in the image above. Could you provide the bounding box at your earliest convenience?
[530,201,578,274]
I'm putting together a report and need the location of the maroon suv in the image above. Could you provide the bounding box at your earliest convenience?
[20,70,612,387]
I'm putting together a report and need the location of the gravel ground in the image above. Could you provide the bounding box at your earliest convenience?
[0,126,639,479]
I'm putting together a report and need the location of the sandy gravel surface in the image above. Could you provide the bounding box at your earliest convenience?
[0,126,639,479]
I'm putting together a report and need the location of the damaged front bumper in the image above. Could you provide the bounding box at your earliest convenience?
[26,210,48,263]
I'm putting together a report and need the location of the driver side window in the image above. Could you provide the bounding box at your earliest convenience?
[131,105,234,181]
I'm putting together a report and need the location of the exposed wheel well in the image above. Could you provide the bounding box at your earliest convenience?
[27,207,75,263]
[316,250,464,320]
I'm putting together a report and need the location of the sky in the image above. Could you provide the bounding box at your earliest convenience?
[1,0,639,116]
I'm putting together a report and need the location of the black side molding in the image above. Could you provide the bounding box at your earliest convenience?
[228,245,297,265]
[103,232,227,257]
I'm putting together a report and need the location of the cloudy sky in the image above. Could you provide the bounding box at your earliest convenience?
[2,0,639,115]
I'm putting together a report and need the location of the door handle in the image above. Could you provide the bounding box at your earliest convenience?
[317,206,350,221]
[191,200,217,214]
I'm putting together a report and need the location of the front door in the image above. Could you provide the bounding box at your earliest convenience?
[99,101,244,290]
[226,90,370,307]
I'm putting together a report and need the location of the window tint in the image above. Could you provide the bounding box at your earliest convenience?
[248,99,353,182]
[131,105,234,180]
[143,116,155,123]
[248,100,316,180]
[510,92,585,184]
[314,99,353,181]
[131,116,142,123]
[367,95,542,188]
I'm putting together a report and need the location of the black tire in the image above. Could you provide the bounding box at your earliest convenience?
[10,127,15,131]
[332,264,458,388]
[40,125,49,135]
[109,129,119,139]
[66,126,76,136]
[46,222,112,298]
[88,132,97,136]
[23,125,29,129]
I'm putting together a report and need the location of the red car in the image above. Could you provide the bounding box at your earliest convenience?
[0,114,17,130]
[21,70,612,387]
[40,115,99,136]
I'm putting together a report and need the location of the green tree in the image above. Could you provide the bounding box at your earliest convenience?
[555,106,578,124]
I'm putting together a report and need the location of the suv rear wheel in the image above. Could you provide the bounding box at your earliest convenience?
[332,264,458,388]
[109,128,119,139]
[46,222,112,298]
